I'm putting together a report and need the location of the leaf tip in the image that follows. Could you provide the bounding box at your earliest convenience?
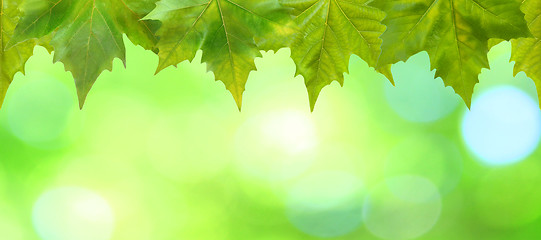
[76,87,91,110]
[228,86,244,112]
[378,65,394,86]
[233,95,243,112]
[308,88,322,113]
[236,102,242,112]
[462,96,472,110]
[155,60,171,75]
[78,97,86,110]
[0,95,6,111]
[0,81,10,110]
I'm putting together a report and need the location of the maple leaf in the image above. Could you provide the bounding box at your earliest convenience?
[371,0,531,107]
[144,0,292,110]
[511,0,541,105]
[9,0,160,108]
[1,0,539,111]
[281,0,386,111]
[0,0,39,108]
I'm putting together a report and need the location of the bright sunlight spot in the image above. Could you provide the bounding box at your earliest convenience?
[32,187,114,240]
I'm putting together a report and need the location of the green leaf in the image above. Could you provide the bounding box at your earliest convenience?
[145,0,292,110]
[372,0,531,107]
[109,0,161,52]
[7,0,75,47]
[511,0,541,104]
[11,0,159,108]
[0,0,38,108]
[1,0,539,110]
[281,0,386,110]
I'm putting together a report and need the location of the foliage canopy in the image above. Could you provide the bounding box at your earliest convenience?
[2,0,538,110]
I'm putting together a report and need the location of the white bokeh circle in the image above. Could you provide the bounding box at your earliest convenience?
[32,187,114,240]
[462,86,541,166]
[234,110,318,181]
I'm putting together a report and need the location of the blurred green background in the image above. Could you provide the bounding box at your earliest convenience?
[1,39,541,240]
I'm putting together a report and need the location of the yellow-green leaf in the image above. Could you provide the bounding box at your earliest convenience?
[0,0,38,108]
[10,0,159,108]
[145,0,292,110]
[372,0,531,107]
[511,0,541,104]
[282,0,386,110]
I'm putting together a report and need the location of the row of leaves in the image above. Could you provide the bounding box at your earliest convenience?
[1,0,540,110]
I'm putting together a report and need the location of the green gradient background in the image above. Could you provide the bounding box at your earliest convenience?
[0,39,540,240]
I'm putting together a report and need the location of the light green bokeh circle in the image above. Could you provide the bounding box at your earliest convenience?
[363,175,441,240]
[384,53,460,123]
[286,171,364,238]
[6,74,77,147]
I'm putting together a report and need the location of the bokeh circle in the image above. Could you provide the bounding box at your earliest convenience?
[363,175,442,240]
[462,86,541,166]
[286,171,364,237]
[32,187,114,240]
